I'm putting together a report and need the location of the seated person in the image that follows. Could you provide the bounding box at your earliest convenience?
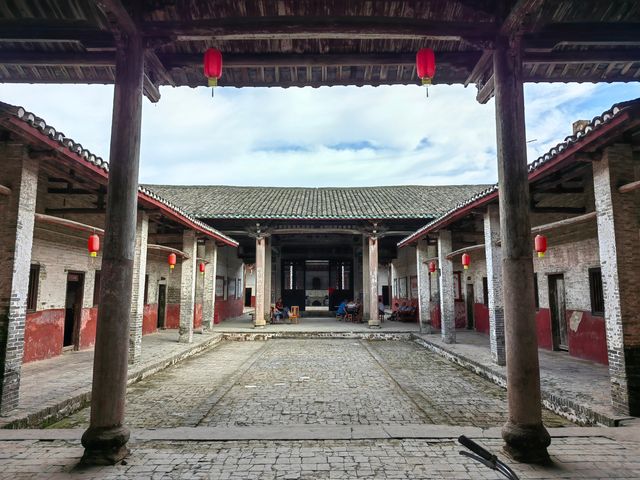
[336,299,348,319]
[346,300,358,314]
[378,298,385,316]
[389,303,400,321]
[273,298,288,323]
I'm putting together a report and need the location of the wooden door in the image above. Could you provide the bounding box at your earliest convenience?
[549,274,568,350]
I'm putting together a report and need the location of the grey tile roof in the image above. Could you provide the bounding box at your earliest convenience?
[142,185,492,221]
[0,102,238,247]
[398,97,640,247]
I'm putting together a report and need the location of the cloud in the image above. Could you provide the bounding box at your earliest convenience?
[1,81,638,187]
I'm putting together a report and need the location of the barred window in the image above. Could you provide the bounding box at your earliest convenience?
[534,273,539,310]
[27,265,40,312]
[589,268,605,316]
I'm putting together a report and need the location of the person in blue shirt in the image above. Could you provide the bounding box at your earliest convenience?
[336,299,348,320]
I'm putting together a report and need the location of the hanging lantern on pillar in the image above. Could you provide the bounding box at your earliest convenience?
[416,48,436,97]
[203,48,223,96]
[535,234,547,258]
[168,252,177,270]
[428,261,437,275]
[199,262,206,276]
[462,253,471,270]
[88,233,99,257]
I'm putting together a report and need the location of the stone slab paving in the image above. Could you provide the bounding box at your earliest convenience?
[50,341,267,428]
[414,331,623,426]
[48,337,570,429]
[0,331,223,428]
[0,434,639,479]
[365,341,570,428]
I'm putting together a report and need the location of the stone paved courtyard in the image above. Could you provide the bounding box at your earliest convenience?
[1,435,639,479]
[3,337,639,478]
[51,339,570,429]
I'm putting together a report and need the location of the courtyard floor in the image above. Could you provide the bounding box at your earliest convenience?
[1,332,639,478]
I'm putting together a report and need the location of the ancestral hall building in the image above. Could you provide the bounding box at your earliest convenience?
[1,97,639,421]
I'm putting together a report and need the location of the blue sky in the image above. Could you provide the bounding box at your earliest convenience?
[1,81,638,187]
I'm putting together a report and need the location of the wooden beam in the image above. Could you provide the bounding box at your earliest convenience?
[35,213,104,235]
[531,211,597,235]
[0,184,12,196]
[141,17,496,41]
[0,21,114,49]
[535,186,584,194]
[476,74,494,103]
[524,23,640,50]
[464,50,493,87]
[530,206,586,214]
[445,243,485,260]
[147,243,189,258]
[0,51,480,69]
[619,180,640,194]
[45,207,106,214]
[47,187,95,194]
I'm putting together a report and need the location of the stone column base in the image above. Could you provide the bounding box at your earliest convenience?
[81,426,130,466]
[368,319,381,329]
[502,421,551,464]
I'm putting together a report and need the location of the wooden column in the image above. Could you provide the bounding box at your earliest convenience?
[254,236,267,327]
[265,240,272,310]
[367,236,380,328]
[493,35,550,463]
[81,32,144,465]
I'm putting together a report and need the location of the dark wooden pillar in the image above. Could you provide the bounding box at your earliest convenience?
[493,35,550,463]
[81,31,144,465]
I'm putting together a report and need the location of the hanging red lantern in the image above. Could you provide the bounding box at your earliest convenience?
[462,253,471,270]
[199,262,206,275]
[203,48,223,88]
[168,253,177,270]
[88,233,99,257]
[416,48,436,85]
[428,261,437,274]
[535,234,547,258]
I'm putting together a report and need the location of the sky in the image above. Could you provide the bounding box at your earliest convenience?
[1,81,638,187]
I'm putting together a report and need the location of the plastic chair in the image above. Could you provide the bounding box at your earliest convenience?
[289,306,300,324]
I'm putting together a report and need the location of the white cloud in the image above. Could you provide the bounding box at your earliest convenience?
[1,81,638,187]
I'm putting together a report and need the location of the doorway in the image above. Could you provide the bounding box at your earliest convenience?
[245,287,252,307]
[381,285,390,307]
[64,272,84,350]
[157,283,167,329]
[465,283,474,330]
[549,274,568,351]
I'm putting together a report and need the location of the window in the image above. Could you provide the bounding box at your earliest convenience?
[453,272,462,300]
[27,265,40,312]
[482,277,488,306]
[589,268,605,316]
[93,270,101,306]
[143,274,149,304]
[534,273,539,310]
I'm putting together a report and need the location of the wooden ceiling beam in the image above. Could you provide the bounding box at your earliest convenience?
[92,0,167,102]
[141,17,496,42]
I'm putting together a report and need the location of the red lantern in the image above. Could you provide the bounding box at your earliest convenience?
[428,261,437,274]
[199,262,206,275]
[535,234,547,258]
[462,253,471,270]
[168,253,177,270]
[203,48,223,87]
[88,233,99,257]
[416,48,436,85]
